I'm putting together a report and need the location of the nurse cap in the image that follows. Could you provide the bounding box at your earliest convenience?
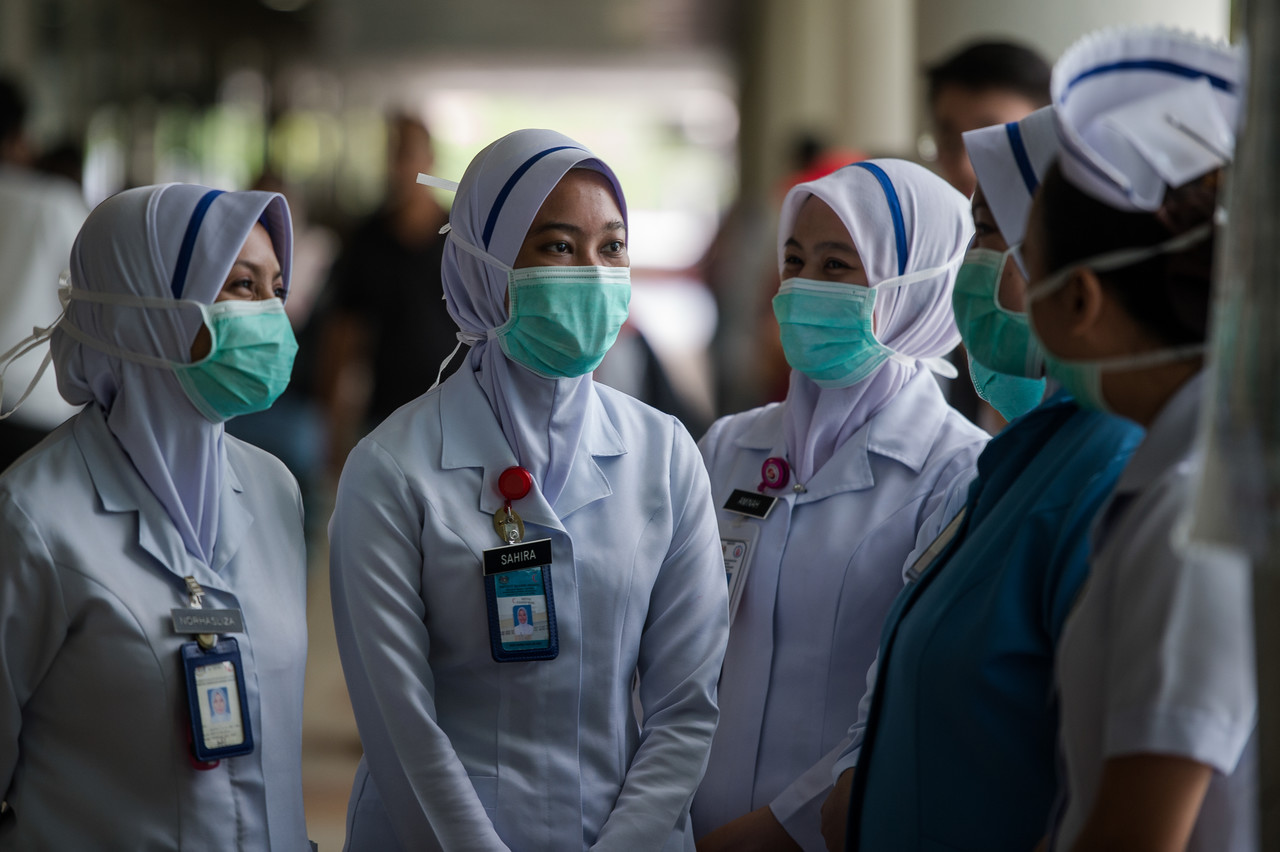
[963,105,1058,271]
[1051,26,1243,212]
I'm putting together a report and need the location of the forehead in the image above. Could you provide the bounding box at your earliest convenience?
[933,85,1039,132]
[791,195,852,241]
[530,169,623,224]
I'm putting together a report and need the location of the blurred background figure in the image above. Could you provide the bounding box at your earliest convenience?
[314,113,456,478]
[0,75,87,471]
[926,40,1051,198]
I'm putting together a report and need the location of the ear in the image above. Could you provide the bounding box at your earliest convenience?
[1060,268,1107,338]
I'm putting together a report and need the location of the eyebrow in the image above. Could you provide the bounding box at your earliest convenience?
[531,220,626,236]
[785,236,859,256]
[230,258,283,278]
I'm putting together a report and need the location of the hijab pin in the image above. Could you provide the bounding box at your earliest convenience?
[758,457,791,492]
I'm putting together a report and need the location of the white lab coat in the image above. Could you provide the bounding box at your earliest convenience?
[1053,373,1257,852]
[0,404,309,851]
[691,370,987,850]
[329,365,729,852]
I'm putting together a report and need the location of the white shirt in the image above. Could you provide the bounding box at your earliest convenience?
[691,370,986,850]
[329,366,729,852]
[0,405,310,850]
[0,166,86,429]
[1053,373,1257,852]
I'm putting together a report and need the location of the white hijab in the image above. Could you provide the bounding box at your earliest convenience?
[50,184,292,564]
[440,129,627,508]
[776,159,972,483]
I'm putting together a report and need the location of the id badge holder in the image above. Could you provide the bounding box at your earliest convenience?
[482,538,559,662]
[721,516,761,626]
[181,638,254,761]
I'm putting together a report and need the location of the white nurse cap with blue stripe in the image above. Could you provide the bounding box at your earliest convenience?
[1051,26,1243,212]
[964,105,1059,255]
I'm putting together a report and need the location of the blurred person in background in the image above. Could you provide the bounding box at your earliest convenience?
[927,40,1052,198]
[925,41,1052,432]
[0,75,88,471]
[692,160,987,852]
[315,112,459,477]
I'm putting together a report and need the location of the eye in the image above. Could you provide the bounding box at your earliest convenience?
[823,258,851,272]
[973,221,995,237]
[274,286,287,300]
[228,277,254,292]
[547,241,571,254]
[603,240,625,254]
[783,254,803,267]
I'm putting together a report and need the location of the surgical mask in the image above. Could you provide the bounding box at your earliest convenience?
[772,257,960,388]
[952,246,1044,379]
[1025,224,1211,413]
[967,353,1046,421]
[496,266,631,379]
[448,230,632,379]
[55,289,297,422]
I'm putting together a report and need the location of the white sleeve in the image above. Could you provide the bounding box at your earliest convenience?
[0,491,70,796]
[831,652,879,782]
[591,424,730,851]
[329,439,509,851]
[1104,527,1256,772]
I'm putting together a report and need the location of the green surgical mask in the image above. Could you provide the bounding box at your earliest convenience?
[966,353,1046,421]
[952,246,1044,379]
[174,299,297,422]
[772,278,900,388]
[495,266,631,379]
[55,290,297,422]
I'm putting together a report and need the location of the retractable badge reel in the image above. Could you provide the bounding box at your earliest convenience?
[482,467,559,662]
[173,577,254,766]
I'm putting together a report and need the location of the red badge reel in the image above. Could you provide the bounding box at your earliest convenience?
[758,456,790,492]
[494,466,533,543]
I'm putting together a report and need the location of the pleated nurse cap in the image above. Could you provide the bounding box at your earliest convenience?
[1051,26,1243,212]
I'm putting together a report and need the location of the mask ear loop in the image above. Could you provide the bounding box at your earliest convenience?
[0,273,75,421]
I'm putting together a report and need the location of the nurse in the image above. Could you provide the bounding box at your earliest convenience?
[1028,29,1254,851]
[821,105,1144,852]
[691,160,988,852]
[329,128,729,851]
[0,184,308,849]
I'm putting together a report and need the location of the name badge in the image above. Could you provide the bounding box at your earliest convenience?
[904,507,968,583]
[171,608,245,634]
[181,638,254,762]
[723,488,777,520]
[483,538,554,576]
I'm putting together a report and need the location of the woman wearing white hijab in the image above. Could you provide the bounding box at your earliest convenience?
[1025,28,1254,852]
[691,160,988,852]
[0,184,309,849]
[329,128,728,852]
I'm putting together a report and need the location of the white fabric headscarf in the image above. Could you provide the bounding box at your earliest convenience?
[50,184,292,564]
[776,159,972,483]
[440,129,627,508]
